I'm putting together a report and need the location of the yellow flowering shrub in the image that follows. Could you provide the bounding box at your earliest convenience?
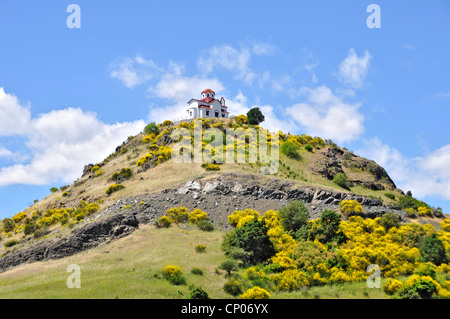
[339,200,363,216]
[272,269,309,291]
[12,212,27,223]
[271,253,297,270]
[239,286,271,299]
[441,220,450,232]
[228,209,261,228]
[338,216,421,277]
[165,207,189,224]
[383,278,403,294]
[141,133,155,143]
[162,265,184,285]
[246,267,265,280]
[188,208,208,224]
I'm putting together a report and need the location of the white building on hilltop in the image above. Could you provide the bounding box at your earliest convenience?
[186,89,229,120]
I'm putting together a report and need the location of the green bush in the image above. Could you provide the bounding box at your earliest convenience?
[419,233,449,265]
[24,222,37,236]
[223,278,243,296]
[144,122,159,135]
[191,268,204,276]
[221,218,276,265]
[333,173,350,190]
[281,142,300,159]
[304,144,313,152]
[219,260,238,276]
[195,244,206,253]
[189,286,209,299]
[278,200,310,234]
[155,216,171,228]
[379,213,400,231]
[106,184,125,195]
[298,209,346,245]
[202,163,220,171]
[4,239,19,248]
[50,187,59,193]
[384,193,396,200]
[246,107,265,125]
[2,218,15,233]
[395,279,436,299]
[197,220,214,232]
[414,263,437,279]
[162,265,185,285]
[111,168,133,182]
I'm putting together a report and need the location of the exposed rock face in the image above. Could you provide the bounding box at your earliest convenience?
[82,164,94,177]
[0,213,138,272]
[0,173,405,273]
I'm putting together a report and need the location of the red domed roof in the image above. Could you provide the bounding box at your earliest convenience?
[201,89,215,95]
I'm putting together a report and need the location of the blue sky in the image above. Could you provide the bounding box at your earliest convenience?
[0,1,449,218]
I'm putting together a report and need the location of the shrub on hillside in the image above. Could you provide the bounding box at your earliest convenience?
[162,265,185,285]
[219,260,238,277]
[384,278,403,295]
[189,286,209,299]
[4,239,19,248]
[24,222,37,236]
[2,218,15,233]
[202,163,220,171]
[379,212,400,231]
[111,168,133,182]
[247,107,265,125]
[105,184,125,195]
[333,173,350,190]
[239,286,271,299]
[165,207,188,224]
[221,218,276,265]
[197,220,214,232]
[419,233,449,266]
[384,193,396,200]
[188,209,208,224]
[339,200,363,217]
[278,200,309,234]
[281,142,300,159]
[155,216,171,228]
[191,268,204,276]
[144,122,159,135]
[304,144,313,152]
[195,244,206,253]
[223,278,243,296]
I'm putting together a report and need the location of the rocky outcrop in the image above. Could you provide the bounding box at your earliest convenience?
[0,213,138,273]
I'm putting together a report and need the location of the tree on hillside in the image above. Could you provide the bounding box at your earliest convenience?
[144,122,159,135]
[246,107,265,125]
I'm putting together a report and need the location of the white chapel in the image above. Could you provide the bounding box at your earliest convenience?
[186,89,230,120]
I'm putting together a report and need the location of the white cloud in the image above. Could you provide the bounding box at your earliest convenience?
[110,55,160,88]
[357,138,450,201]
[197,45,255,84]
[338,49,372,88]
[286,86,364,142]
[0,88,145,187]
[251,42,276,56]
[0,146,13,158]
[0,87,31,136]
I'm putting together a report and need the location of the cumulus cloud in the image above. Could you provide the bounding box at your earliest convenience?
[110,55,160,88]
[286,86,364,142]
[357,138,450,202]
[0,146,13,158]
[197,45,255,84]
[0,88,31,136]
[338,49,372,88]
[0,88,145,187]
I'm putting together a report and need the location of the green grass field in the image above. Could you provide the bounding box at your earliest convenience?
[0,224,393,299]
